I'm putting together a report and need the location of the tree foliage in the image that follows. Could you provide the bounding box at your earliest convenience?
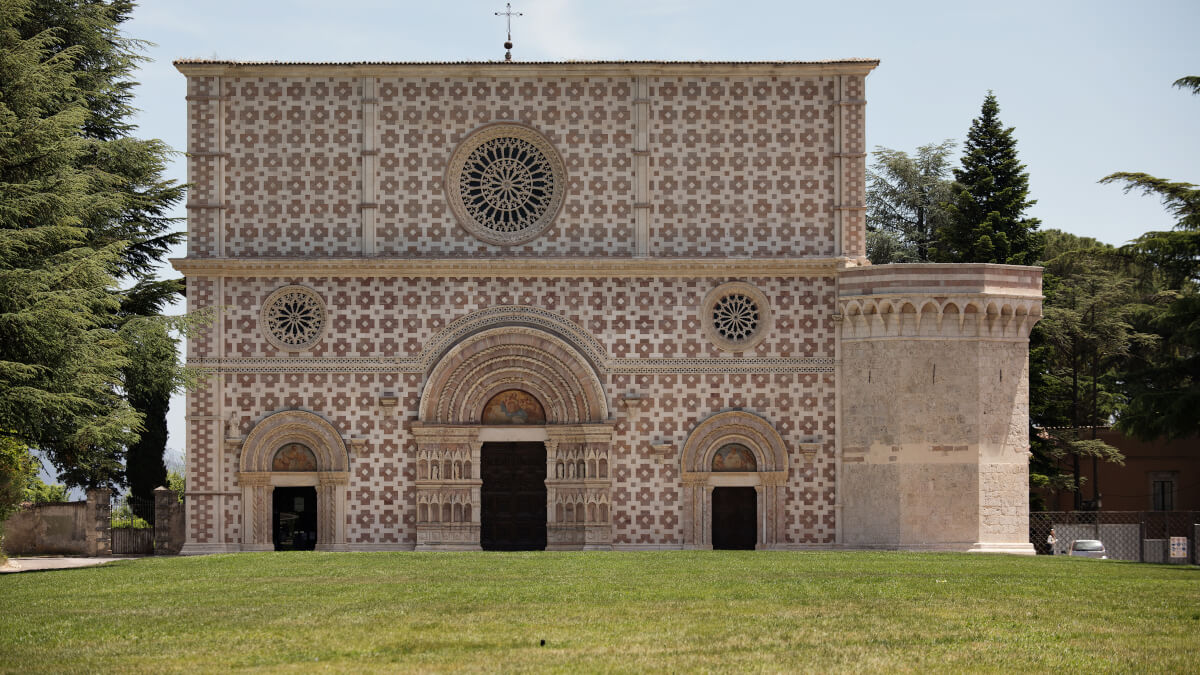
[935,92,1042,265]
[1102,76,1200,441]
[865,141,957,264]
[0,0,188,493]
[0,437,36,529]
[0,0,141,489]
[1029,240,1154,507]
[23,475,68,503]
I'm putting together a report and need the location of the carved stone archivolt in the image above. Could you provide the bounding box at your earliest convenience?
[419,325,609,425]
[679,410,790,549]
[412,325,614,551]
[236,410,349,551]
[446,123,567,246]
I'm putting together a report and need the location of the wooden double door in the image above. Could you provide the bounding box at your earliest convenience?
[480,442,547,551]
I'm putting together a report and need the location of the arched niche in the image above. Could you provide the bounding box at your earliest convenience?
[679,411,790,550]
[236,409,349,552]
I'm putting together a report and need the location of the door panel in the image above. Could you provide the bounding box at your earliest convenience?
[481,442,547,551]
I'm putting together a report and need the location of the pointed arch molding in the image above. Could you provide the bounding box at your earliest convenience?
[420,325,609,424]
[239,409,349,473]
[679,410,790,550]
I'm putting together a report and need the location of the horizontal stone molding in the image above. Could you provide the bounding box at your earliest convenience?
[174,60,880,79]
[186,355,836,375]
[170,256,851,278]
[839,263,1043,298]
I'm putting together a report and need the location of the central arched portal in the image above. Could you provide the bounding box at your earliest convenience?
[413,323,614,551]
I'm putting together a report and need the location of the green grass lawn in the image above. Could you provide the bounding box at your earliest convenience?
[1,552,1197,672]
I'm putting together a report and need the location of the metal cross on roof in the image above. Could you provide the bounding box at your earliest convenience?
[495,3,522,61]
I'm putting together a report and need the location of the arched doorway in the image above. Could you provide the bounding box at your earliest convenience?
[680,411,790,550]
[414,322,614,551]
[709,443,759,550]
[480,390,548,551]
[236,410,350,552]
[270,443,318,551]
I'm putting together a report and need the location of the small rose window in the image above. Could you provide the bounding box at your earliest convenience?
[261,285,326,352]
[701,282,773,352]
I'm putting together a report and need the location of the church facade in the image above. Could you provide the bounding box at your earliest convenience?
[173,59,1042,554]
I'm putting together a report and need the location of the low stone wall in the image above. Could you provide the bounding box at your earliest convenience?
[0,488,187,557]
[2,501,89,555]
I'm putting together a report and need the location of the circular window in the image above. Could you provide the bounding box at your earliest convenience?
[446,124,566,246]
[701,282,773,352]
[261,285,326,352]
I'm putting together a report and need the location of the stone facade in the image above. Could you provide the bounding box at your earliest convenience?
[174,60,1041,554]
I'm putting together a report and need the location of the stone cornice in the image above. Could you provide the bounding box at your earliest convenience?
[174,60,880,79]
[170,256,849,278]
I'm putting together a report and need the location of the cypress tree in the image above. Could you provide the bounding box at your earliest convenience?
[936,92,1042,265]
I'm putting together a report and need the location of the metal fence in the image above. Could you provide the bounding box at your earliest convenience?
[110,494,155,555]
[1030,511,1199,564]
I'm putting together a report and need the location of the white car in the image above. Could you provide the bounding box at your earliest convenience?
[1068,539,1108,559]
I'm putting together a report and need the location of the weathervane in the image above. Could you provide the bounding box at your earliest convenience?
[495,3,522,61]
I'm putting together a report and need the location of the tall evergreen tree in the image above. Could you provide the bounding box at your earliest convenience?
[15,0,187,498]
[865,140,956,264]
[1032,243,1151,509]
[1102,76,1200,441]
[0,0,140,489]
[935,92,1042,265]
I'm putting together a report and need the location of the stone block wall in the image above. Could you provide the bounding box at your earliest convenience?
[178,61,874,261]
[838,264,1042,552]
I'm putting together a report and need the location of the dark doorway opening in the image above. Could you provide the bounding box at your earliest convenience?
[481,442,547,551]
[273,486,317,551]
[712,486,757,550]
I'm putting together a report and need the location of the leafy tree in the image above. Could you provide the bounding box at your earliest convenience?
[167,468,184,503]
[3,0,188,496]
[865,141,956,264]
[1032,243,1153,508]
[23,475,68,503]
[0,437,36,532]
[935,92,1042,265]
[1102,76,1200,441]
[0,0,141,490]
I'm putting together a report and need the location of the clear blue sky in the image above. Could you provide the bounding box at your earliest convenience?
[109,0,1199,474]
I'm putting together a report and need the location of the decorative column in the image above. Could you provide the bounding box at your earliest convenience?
[546,425,614,551]
[238,472,273,551]
[360,76,378,255]
[680,477,705,549]
[317,472,349,551]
